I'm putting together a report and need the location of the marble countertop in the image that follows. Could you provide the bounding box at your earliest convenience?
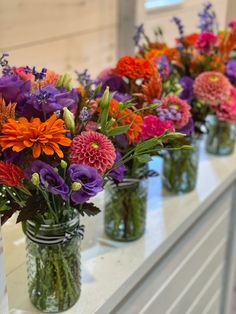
[2,140,236,314]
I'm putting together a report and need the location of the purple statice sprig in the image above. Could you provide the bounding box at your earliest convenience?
[156,106,181,122]
[171,16,184,39]
[198,2,217,33]
[0,53,12,75]
[79,107,92,121]
[24,66,47,81]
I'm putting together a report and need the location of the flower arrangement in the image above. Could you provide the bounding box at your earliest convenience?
[0,53,188,311]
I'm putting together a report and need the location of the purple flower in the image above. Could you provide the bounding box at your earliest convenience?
[133,24,145,47]
[108,151,125,182]
[0,74,31,105]
[172,16,184,39]
[179,117,194,136]
[113,92,131,102]
[68,164,103,204]
[100,74,127,94]
[22,85,78,119]
[2,149,24,165]
[156,55,171,79]
[179,76,194,103]
[198,2,216,32]
[225,60,236,86]
[26,160,69,200]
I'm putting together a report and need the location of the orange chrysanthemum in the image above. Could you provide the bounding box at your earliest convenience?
[190,54,225,74]
[179,33,199,46]
[109,99,143,142]
[0,114,71,158]
[115,56,153,80]
[0,96,16,131]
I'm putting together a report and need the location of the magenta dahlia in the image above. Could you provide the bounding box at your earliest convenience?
[193,72,231,106]
[160,95,191,129]
[137,115,175,141]
[69,131,116,174]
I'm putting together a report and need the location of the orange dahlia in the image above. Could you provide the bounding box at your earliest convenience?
[109,99,143,142]
[115,56,153,80]
[0,114,71,158]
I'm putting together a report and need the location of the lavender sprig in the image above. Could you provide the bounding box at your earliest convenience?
[0,53,12,75]
[171,16,184,39]
[198,2,217,32]
[24,66,47,81]
[75,69,93,88]
[133,24,145,47]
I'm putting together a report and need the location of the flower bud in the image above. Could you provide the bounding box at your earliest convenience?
[56,73,72,90]
[31,173,40,186]
[63,107,75,133]
[60,160,68,169]
[71,182,82,191]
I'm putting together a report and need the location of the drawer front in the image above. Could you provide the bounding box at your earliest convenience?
[113,188,232,314]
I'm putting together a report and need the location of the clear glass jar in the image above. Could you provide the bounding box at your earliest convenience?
[104,165,148,242]
[25,213,81,313]
[206,116,236,156]
[163,137,199,194]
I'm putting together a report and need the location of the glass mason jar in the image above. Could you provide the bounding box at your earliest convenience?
[25,213,81,313]
[163,137,199,194]
[104,164,148,242]
[206,116,236,156]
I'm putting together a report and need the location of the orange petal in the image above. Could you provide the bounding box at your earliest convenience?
[32,143,41,158]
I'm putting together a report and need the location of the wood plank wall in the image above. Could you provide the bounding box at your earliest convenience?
[0,0,229,78]
[0,0,118,77]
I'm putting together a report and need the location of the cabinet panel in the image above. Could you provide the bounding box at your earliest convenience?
[113,188,232,314]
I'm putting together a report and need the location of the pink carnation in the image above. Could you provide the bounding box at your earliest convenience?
[213,87,236,122]
[160,95,191,129]
[69,131,116,174]
[137,115,175,141]
[195,32,218,53]
[194,71,231,106]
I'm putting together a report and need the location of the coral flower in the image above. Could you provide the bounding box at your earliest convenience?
[0,96,16,131]
[109,99,143,142]
[0,114,71,158]
[193,71,231,106]
[115,56,153,80]
[214,87,236,122]
[69,131,116,174]
[161,95,191,129]
[0,161,24,187]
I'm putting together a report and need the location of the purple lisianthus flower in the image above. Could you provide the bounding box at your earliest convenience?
[179,76,194,103]
[156,55,171,79]
[113,92,131,102]
[0,74,31,105]
[22,85,78,119]
[179,117,194,136]
[108,151,125,183]
[26,160,69,200]
[68,164,103,204]
[115,134,129,149]
[2,149,24,165]
[225,60,236,86]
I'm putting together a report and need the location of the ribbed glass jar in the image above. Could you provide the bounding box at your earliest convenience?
[104,165,148,242]
[25,213,81,313]
[206,116,236,156]
[163,137,199,194]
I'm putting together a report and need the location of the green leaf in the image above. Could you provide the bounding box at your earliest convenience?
[107,124,130,137]
[16,195,48,223]
[136,154,152,163]
[79,202,101,217]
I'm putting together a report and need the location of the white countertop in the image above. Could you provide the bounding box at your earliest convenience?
[2,139,236,314]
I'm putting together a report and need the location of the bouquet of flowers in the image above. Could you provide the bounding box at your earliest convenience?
[0,53,188,312]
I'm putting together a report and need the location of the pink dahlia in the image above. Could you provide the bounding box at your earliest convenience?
[193,72,231,106]
[195,32,218,53]
[69,131,116,174]
[160,95,191,129]
[229,19,236,30]
[137,115,175,141]
[213,87,236,122]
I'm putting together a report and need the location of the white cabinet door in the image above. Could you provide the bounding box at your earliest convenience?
[0,220,9,314]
